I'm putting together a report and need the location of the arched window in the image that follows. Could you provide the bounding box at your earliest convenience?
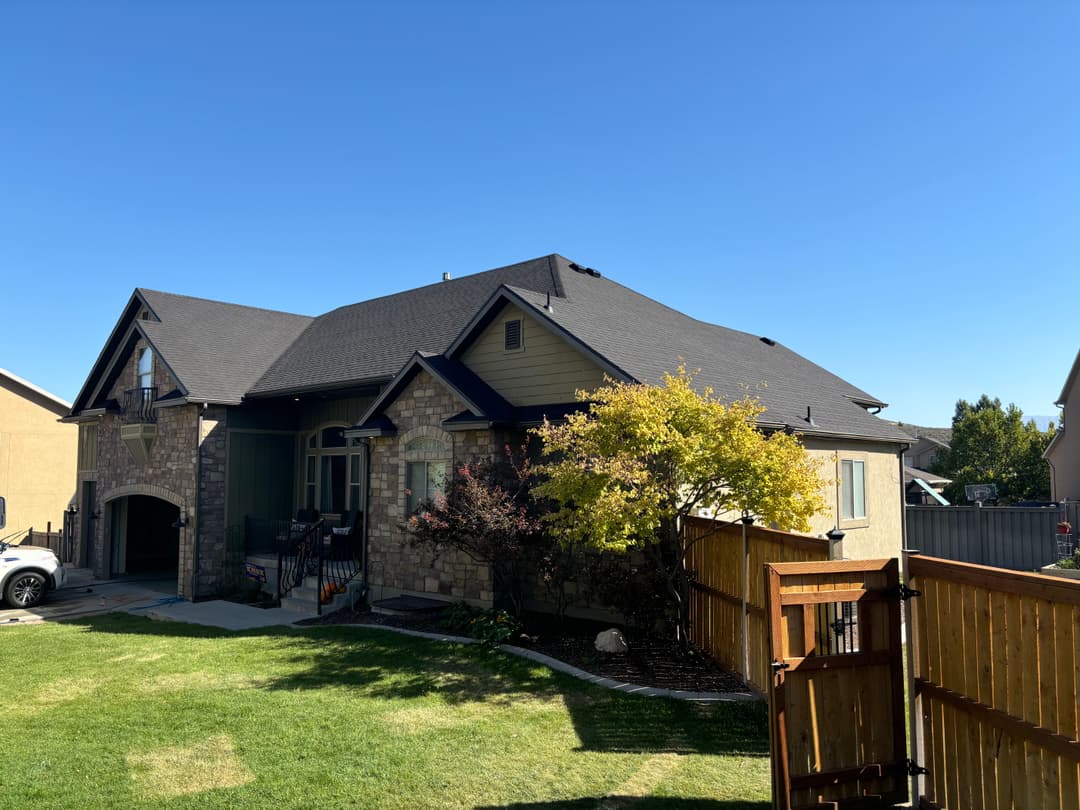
[137,348,153,388]
[303,426,364,516]
[404,436,450,514]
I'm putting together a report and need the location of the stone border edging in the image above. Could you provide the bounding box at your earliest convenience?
[318,622,759,703]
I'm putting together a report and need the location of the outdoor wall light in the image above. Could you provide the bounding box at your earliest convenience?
[172,511,189,529]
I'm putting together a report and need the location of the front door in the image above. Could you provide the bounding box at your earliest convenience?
[765,558,908,810]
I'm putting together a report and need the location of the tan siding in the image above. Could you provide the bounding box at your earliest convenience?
[0,379,78,538]
[803,438,904,561]
[462,304,606,406]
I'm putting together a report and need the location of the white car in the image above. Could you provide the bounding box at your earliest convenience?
[0,540,67,609]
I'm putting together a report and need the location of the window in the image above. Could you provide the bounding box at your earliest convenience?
[504,319,523,351]
[840,459,866,520]
[137,348,153,388]
[303,426,363,517]
[404,436,450,514]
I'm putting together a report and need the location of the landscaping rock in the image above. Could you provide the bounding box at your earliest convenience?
[594,628,629,654]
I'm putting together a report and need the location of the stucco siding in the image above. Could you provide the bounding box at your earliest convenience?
[462,304,607,405]
[803,438,904,561]
[0,377,77,539]
[1049,376,1080,501]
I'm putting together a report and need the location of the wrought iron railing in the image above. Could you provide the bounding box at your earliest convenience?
[276,519,324,604]
[317,518,365,616]
[244,515,366,615]
[122,387,158,423]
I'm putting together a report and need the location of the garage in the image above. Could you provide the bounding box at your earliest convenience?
[108,495,180,577]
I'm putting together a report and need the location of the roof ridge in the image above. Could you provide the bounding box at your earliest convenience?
[137,288,312,319]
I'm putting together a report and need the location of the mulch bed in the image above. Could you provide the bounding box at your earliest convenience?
[298,607,749,694]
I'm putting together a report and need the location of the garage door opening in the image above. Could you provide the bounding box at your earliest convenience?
[109,495,181,578]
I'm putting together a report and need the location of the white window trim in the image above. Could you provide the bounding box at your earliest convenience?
[837,453,870,530]
[302,424,363,517]
[398,426,453,516]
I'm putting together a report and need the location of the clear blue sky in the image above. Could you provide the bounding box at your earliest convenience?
[3,2,1077,427]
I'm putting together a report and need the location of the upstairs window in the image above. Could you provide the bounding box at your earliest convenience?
[840,459,866,520]
[137,348,153,388]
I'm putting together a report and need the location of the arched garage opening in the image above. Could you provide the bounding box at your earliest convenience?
[108,495,180,577]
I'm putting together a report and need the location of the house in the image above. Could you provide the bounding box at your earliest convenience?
[1044,348,1080,501]
[0,368,78,543]
[893,423,952,471]
[66,254,912,607]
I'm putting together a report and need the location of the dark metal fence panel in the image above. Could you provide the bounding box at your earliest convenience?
[906,504,1076,570]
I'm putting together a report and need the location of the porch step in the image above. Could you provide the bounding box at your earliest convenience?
[280,577,364,616]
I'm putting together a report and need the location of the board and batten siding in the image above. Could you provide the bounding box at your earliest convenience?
[461,304,607,406]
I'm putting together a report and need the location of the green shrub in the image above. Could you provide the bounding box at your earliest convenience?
[441,601,522,645]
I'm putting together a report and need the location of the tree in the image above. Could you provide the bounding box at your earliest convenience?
[931,395,1055,503]
[532,368,827,642]
[403,446,543,615]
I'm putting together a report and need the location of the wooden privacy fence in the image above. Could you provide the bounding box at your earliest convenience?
[685,516,829,693]
[907,502,1080,571]
[908,553,1080,810]
[24,518,76,563]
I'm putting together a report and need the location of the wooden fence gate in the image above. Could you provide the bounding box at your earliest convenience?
[766,558,909,809]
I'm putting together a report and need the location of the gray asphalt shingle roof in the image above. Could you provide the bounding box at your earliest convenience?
[248,256,561,396]
[137,289,313,404]
[84,255,907,443]
[491,257,909,443]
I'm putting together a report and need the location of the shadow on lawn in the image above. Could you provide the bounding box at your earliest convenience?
[68,614,769,757]
[475,800,769,809]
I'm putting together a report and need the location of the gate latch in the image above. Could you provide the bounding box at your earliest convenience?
[770,660,790,673]
[890,584,922,601]
[906,759,928,777]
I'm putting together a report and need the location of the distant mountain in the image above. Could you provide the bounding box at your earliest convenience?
[1028,415,1058,431]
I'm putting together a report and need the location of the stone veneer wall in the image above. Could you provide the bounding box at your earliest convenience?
[196,405,232,597]
[78,337,200,597]
[367,370,499,606]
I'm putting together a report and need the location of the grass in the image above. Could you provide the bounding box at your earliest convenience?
[0,615,771,809]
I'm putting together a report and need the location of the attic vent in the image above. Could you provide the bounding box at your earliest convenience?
[568,261,602,278]
[504,319,523,351]
[140,309,149,320]
[759,336,776,346]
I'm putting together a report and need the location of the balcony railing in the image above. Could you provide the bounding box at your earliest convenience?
[122,387,158,423]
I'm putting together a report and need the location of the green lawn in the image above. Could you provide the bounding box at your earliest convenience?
[0,615,770,809]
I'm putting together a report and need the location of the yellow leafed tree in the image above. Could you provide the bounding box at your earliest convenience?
[532,367,826,641]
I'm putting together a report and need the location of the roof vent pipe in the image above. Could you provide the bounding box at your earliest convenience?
[544,292,554,313]
[442,272,451,282]
[806,406,817,427]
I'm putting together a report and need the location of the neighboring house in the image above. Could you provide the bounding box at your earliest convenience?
[0,368,77,542]
[66,255,912,605]
[1044,348,1080,501]
[893,423,952,471]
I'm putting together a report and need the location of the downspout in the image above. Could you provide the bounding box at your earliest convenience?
[361,438,371,600]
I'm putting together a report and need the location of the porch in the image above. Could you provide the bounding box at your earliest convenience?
[239,511,365,615]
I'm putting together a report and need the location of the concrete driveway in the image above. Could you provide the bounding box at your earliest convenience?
[0,567,311,630]
[0,568,181,626]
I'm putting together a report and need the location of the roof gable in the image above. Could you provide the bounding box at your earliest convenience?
[71,290,312,414]
[0,368,72,416]
[1056,348,1080,406]
[348,352,514,437]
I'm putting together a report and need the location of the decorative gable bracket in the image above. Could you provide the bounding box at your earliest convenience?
[120,423,157,465]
